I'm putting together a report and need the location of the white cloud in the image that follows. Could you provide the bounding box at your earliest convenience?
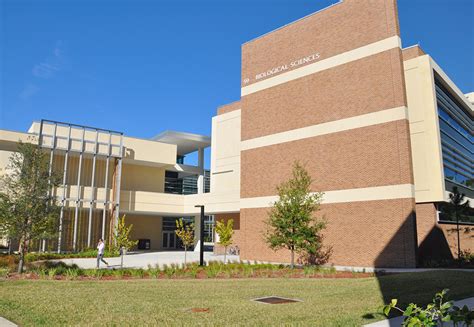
[32,62,59,78]
[19,83,40,100]
[31,40,64,79]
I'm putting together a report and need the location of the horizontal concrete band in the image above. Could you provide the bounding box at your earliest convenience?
[240,184,415,209]
[241,106,408,151]
[241,35,402,96]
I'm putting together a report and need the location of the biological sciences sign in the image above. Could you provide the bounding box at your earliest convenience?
[243,52,321,85]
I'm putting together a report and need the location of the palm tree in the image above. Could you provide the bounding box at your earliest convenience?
[448,187,470,261]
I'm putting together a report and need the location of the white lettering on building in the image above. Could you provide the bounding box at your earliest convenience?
[249,52,321,82]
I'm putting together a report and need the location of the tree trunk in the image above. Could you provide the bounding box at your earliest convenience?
[184,246,187,266]
[18,239,26,274]
[224,246,227,264]
[290,248,295,269]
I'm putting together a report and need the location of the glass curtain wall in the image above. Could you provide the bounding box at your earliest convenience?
[436,79,473,189]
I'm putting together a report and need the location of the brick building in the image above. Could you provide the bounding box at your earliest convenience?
[1,0,472,268]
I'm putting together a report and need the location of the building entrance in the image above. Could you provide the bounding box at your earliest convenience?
[162,231,176,249]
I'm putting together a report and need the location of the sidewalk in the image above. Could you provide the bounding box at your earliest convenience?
[58,251,239,269]
[364,297,474,327]
[0,316,17,327]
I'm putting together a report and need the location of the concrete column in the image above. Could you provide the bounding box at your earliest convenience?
[193,215,201,252]
[197,147,205,194]
[198,147,204,169]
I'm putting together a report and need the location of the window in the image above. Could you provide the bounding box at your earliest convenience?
[437,202,474,224]
[436,79,473,190]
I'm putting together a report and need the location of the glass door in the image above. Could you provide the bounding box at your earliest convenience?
[162,231,176,249]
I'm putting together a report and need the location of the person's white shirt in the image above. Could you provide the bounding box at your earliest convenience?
[97,242,105,255]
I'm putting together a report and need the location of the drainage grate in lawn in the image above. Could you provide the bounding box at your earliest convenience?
[252,296,302,304]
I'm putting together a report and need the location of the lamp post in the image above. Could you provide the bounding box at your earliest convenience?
[195,205,205,266]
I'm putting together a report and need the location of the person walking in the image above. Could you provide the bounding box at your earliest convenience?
[96,239,109,268]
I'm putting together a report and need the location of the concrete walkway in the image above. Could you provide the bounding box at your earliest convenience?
[364,297,474,327]
[0,316,17,327]
[58,251,240,269]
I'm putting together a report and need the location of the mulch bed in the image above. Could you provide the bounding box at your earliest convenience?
[2,269,377,281]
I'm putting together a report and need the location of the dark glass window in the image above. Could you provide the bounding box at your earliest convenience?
[438,202,474,224]
[436,78,473,190]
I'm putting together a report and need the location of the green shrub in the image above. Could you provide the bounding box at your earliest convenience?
[0,267,9,278]
[303,266,317,276]
[147,265,160,279]
[206,262,226,278]
[37,268,47,279]
[94,269,105,279]
[383,289,474,326]
[83,269,97,278]
[163,264,177,278]
[130,269,145,278]
[187,263,200,278]
[65,268,80,280]
[111,269,126,279]
[47,268,57,280]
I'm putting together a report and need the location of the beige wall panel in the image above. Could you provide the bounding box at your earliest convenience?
[404,56,445,202]
[121,163,165,193]
[242,0,400,86]
[239,198,417,268]
[210,109,241,197]
[123,136,176,166]
[241,121,414,198]
[0,129,37,148]
[0,150,14,177]
[125,214,162,251]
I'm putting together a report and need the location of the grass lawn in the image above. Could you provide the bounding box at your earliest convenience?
[0,271,473,326]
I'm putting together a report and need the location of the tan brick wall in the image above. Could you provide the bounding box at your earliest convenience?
[213,213,242,255]
[241,120,414,198]
[402,45,425,61]
[440,223,474,257]
[217,101,241,115]
[415,203,438,246]
[237,0,416,267]
[239,198,417,268]
[241,49,407,140]
[416,203,474,262]
[242,0,401,86]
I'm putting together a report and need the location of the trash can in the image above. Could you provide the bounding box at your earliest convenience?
[138,239,150,250]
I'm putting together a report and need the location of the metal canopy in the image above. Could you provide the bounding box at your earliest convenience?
[152,130,211,156]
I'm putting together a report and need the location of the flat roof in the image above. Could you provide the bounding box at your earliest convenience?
[151,130,211,156]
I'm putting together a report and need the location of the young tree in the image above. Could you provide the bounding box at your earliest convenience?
[215,218,234,264]
[175,218,194,265]
[114,215,138,268]
[448,187,470,261]
[0,142,61,273]
[265,162,326,268]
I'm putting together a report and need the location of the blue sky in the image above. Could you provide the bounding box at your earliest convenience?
[1,0,473,167]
